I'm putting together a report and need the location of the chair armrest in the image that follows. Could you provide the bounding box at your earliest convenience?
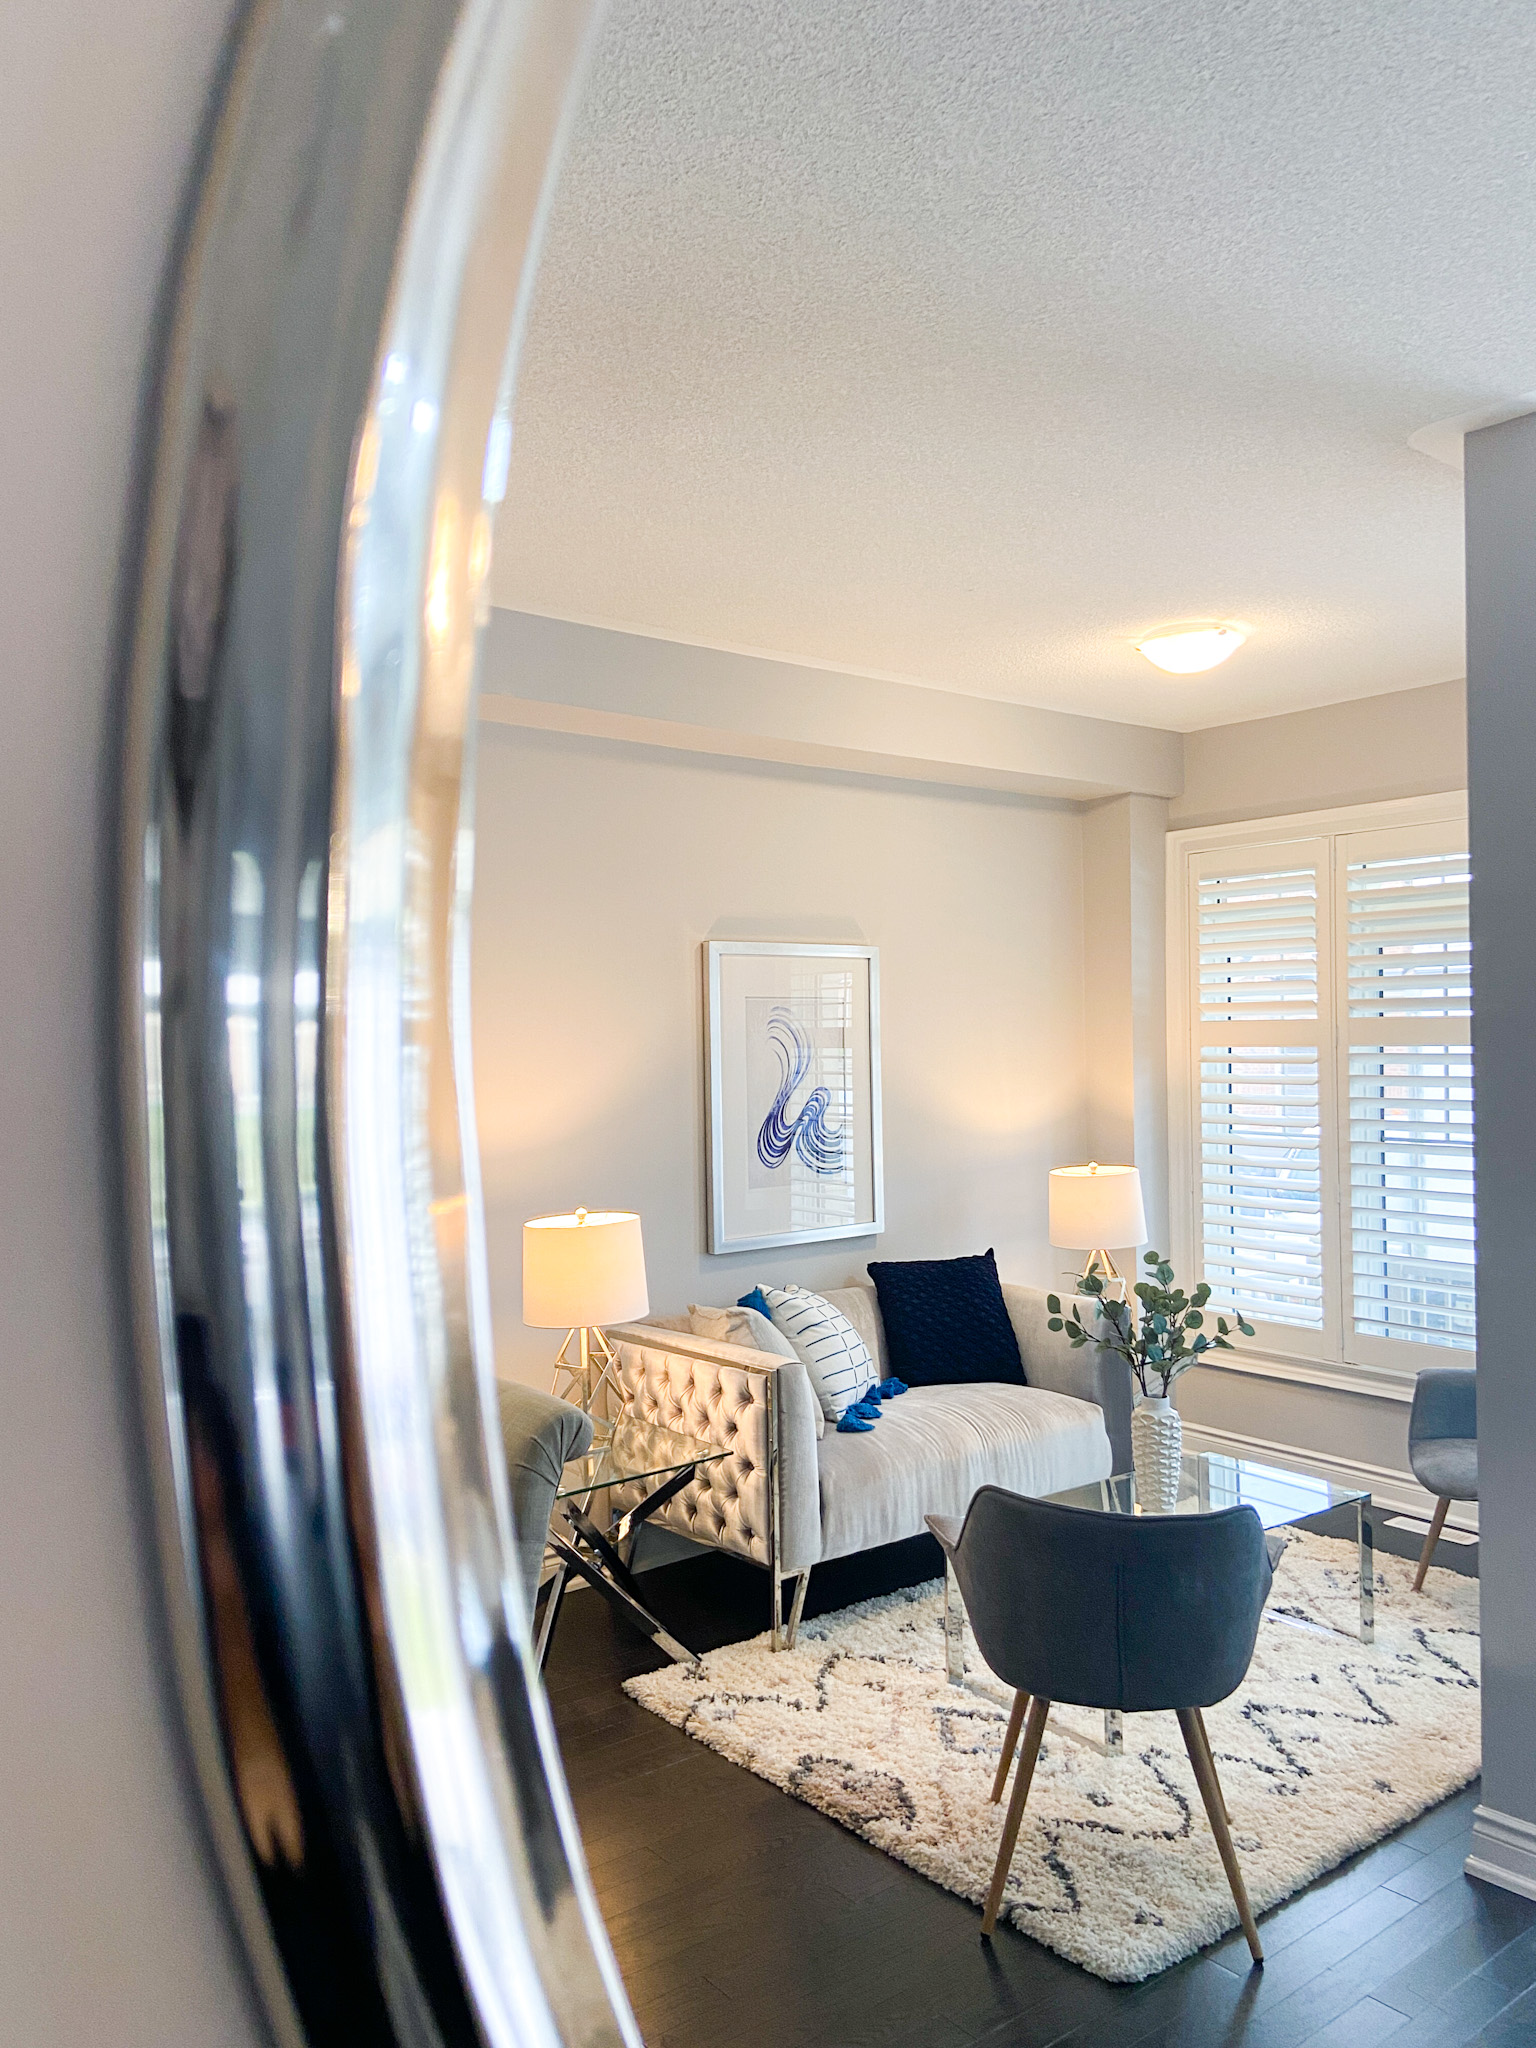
[496,1381,593,1619]
[607,1326,822,1575]
[1001,1283,1134,1472]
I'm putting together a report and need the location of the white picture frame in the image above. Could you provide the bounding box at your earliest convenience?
[705,941,884,1255]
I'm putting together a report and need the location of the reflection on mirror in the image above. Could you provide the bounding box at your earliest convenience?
[122,0,1510,2042]
[468,0,1494,2036]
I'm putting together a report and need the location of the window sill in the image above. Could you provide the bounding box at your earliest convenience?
[1183,1347,1423,1404]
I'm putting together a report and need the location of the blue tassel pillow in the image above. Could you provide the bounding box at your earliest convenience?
[752,1284,878,1421]
[865,1250,1026,1387]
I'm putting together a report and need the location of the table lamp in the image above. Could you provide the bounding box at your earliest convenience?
[522,1208,649,1413]
[1048,1162,1147,1296]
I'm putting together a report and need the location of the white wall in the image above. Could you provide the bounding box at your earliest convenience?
[1081,794,1170,1258]
[1,2,271,2043]
[482,608,1182,804]
[471,726,1089,1386]
[1171,678,1466,830]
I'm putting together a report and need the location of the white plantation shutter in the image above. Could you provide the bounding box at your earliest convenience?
[1191,843,1330,1341]
[1197,865,1320,1026]
[1173,801,1474,1381]
[1199,1049,1324,1327]
[1339,826,1474,1358]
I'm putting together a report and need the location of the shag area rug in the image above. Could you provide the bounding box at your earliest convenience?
[625,1531,1479,1982]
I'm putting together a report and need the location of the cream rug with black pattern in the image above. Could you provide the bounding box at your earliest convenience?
[624,1531,1479,1982]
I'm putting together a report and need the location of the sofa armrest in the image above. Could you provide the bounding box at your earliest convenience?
[1002,1283,1134,1472]
[606,1325,822,1575]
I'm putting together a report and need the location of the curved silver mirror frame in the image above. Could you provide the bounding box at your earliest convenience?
[118,3,636,2044]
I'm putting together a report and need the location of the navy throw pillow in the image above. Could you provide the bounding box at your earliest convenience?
[865,1250,1025,1388]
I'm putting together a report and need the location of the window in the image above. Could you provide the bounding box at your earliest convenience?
[1169,799,1472,1380]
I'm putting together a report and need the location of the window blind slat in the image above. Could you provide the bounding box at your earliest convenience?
[1198,866,1319,1024]
[1349,1043,1475,1350]
[1346,850,1473,1019]
[1198,1042,1323,1330]
[1343,837,1475,1350]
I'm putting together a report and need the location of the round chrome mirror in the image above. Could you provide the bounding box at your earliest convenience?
[117,3,636,2041]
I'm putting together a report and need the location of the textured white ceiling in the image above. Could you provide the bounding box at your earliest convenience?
[490,0,1536,731]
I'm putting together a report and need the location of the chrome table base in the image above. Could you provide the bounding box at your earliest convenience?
[537,1464,705,1672]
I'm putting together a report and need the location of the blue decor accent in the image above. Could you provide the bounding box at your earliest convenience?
[835,1408,875,1433]
[737,1286,774,1320]
[867,1250,1026,1388]
[758,1284,877,1420]
[844,1396,882,1422]
[755,1005,846,1177]
[875,1377,909,1399]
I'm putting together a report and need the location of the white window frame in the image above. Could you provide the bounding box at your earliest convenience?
[1167,792,1471,1403]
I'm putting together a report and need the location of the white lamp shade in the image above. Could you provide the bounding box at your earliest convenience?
[522,1210,649,1328]
[1048,1164,1147,1250]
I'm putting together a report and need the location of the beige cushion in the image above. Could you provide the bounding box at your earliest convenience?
[818,1283,888,1378]
[688,1302,795,1355]
[814,1382,1112,1562]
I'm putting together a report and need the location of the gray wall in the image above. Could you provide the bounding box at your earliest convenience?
[471,726,1091,1386]
[1171,678,1466,829]
[1,3,270,2042]
[1464,412,1536,1889]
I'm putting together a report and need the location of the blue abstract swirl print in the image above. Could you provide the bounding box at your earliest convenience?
[755,1005,847,1177]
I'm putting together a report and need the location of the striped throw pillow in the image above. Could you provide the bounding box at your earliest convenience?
[760,1285,877,1421]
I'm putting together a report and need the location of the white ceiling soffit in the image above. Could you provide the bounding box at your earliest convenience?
[491,0,1536,733]
[1408,397,1536,473]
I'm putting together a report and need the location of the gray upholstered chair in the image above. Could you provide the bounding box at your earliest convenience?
[1408,1367,1477,1592]
[929,1485,1273,1964]
[497,1380,593,1620]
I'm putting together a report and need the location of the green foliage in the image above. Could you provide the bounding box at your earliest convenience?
[1048,1252,1256,1398]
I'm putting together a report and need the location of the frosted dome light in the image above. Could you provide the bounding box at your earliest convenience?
[1135,623,1248,674]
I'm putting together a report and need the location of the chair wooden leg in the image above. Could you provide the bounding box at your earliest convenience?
[1178,1708,1262,1965]
[981,1696,1050,1937]
[1186,1708,1232,1824]
[1413,1496,1452,1592]
[991,1690,1029,1805]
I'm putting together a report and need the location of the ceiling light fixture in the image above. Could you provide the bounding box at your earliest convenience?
[1135,622,1248,675]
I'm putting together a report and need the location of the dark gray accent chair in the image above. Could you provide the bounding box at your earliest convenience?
[497,1380,593,1620]
[928,1484,1273,1964]
[1407,1367,1477,1591]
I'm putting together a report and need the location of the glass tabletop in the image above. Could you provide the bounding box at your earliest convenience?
[555,1417,726,1500]
[1044,1451,1368,1530]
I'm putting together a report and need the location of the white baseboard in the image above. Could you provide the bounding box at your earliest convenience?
[1467,1806,1536,1900]
[1178,1418,1480,1535]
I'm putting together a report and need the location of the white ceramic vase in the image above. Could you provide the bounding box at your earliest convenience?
[1131,1393,1183,1512]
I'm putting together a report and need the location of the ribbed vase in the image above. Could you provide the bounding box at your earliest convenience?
[1131,1395,1183,1512]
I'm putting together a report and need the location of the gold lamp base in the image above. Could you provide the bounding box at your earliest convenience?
[550,1324,622,1414]
[1074,1249,1128,1302]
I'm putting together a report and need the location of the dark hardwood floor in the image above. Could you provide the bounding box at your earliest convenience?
[542,1512,1533,2048]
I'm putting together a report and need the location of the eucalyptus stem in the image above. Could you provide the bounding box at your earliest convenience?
[1046,1253,1256,1400]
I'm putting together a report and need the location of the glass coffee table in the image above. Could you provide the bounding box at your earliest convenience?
[942,1451,1373,1754]
[535,1417,725,1673]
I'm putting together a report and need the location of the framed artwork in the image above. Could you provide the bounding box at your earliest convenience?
[705,941,884,1255]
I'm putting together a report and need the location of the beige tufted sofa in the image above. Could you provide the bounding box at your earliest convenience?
[606,1281,1130,1649]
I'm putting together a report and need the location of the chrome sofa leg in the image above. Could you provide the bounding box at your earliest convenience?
[784,1570,810,1650]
